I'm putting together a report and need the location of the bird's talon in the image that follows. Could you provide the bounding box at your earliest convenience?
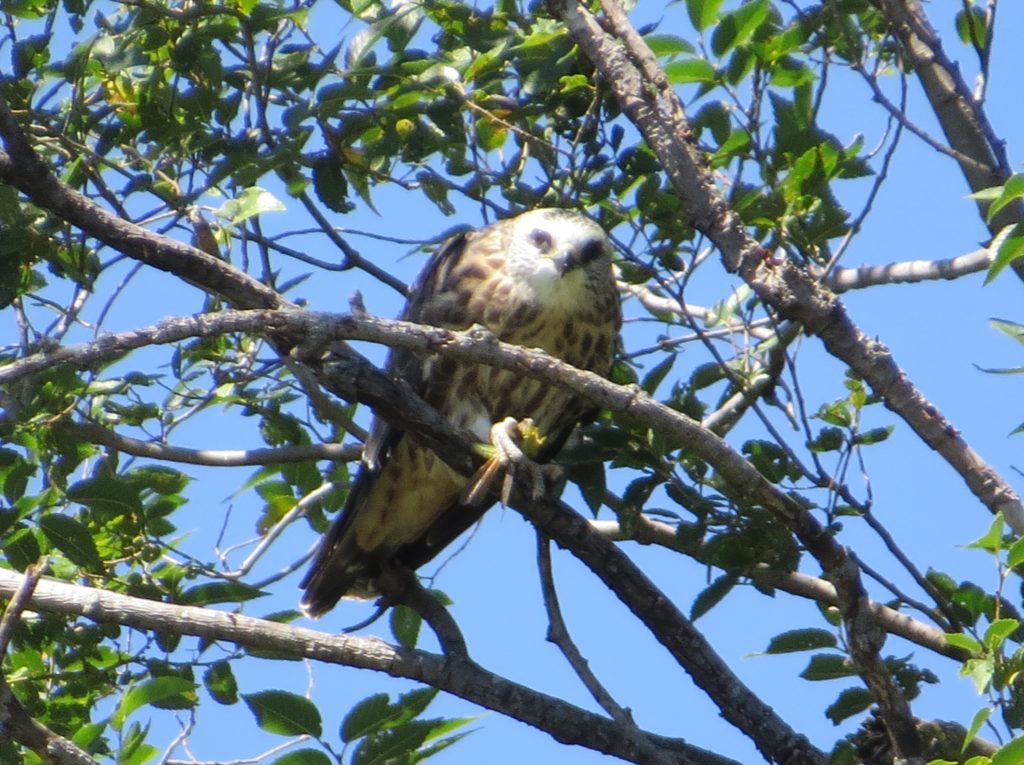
[463,417,549,505]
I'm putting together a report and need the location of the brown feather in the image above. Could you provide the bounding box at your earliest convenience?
[300,209,621,616]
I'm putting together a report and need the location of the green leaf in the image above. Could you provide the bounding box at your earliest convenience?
[640,353,676,394]
[963,707,992,754]
[203,661,239,705]
[961,654,995,693]
[569,460,606,516]
[312,154,352,214]
[808,426,844,452]
[390,604,422,649]
[180,581,267,605]
[3,526,41,572]
[800,653,857,681]
[770,58,814,88]
[686,0,724,32]
[271,749,333,765]
[67,476,143,517]
[243,691,322,737]
[990,318,1024,345]
[217,187,286,226]
[986,223,1024,284]
[966,512,1004,553]
[342,694,392,742]
[854,426,893,446]
[664,59,716,84]
[992,735,1024,765]
[987,177,1024,223]
[475,118,507,152]
[1007,536,1024,570]
[690,575,735,620]
[72,722,106,751]
[391,688,439,723]
[113,677,198,731]
[944,633,983,654]
[644,34,695,58]
[986,175,1024,222]
[353,719,444,765]
[765,628,837,654]
[955,6,988,49]
[711,0,770,57]
[824,687,872,725]
[984,618,1019,651]
[38,514,104,572]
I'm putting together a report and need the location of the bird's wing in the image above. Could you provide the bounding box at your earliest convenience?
[363,229,475,470]
[300,227,496,614]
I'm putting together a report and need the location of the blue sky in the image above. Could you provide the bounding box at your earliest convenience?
[5,1,1024,763]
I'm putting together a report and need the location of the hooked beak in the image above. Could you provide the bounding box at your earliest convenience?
[552,246,580,276]
[552,239,603,275]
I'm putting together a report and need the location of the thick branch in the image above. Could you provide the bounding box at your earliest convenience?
[0,564,99,765]
[550,0,1023,542]
[867,0,1024,284]
[545,2,991,757]
[0,101,285,311]
[3,310,826,764]
[868,1,1008,193]
[0,308,968,679]
[0,570,733,765]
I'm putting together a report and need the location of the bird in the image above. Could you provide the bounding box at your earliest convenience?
[300,208,622,616]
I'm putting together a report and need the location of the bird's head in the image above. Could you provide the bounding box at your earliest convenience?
[506,208,612,287]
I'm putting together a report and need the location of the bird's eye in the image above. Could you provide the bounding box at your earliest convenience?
[580,239,605,264]
[529,229,553,253]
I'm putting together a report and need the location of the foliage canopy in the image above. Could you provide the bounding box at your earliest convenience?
[0,0,1022,764]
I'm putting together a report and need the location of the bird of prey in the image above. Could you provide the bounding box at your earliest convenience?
[300,208,621,616]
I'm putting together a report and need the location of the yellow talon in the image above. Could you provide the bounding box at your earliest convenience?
[461,417,549,505]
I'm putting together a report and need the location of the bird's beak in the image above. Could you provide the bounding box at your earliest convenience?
[552,246,581,276]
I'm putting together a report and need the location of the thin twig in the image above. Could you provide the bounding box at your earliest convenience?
[57,421,362,467]
[376,569,469,658]
[536,534,635,727]
[0,559,46,656]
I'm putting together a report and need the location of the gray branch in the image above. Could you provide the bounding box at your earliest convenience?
[57,421,362,467]
[0,570,734,765]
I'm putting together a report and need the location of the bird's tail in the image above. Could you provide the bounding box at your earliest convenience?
[299,479,378,617]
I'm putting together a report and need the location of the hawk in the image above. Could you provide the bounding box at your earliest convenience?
[300,208,621,616]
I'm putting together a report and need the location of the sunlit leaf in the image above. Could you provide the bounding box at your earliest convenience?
[203,661,239,705]
[217,187,286,226]
[244,691,322,737]
[113,678,198,731]
[686,0,724,32]
[38,514,103,572]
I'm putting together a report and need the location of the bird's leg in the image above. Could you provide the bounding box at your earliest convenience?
[463,417,555,506]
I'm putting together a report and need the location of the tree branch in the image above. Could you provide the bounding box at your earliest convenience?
[0,104,285,312]
[545,2,1004,756]
[815,248,992,292]
[0,562,99,765]
[0,309,966,648]
[536,535,635,727]
[868,0,1024,281]
[549,0,1023,546]
[56,421,362,467]
[0,570,733,765]
[588,518,968,663]
[4,310,827,764]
